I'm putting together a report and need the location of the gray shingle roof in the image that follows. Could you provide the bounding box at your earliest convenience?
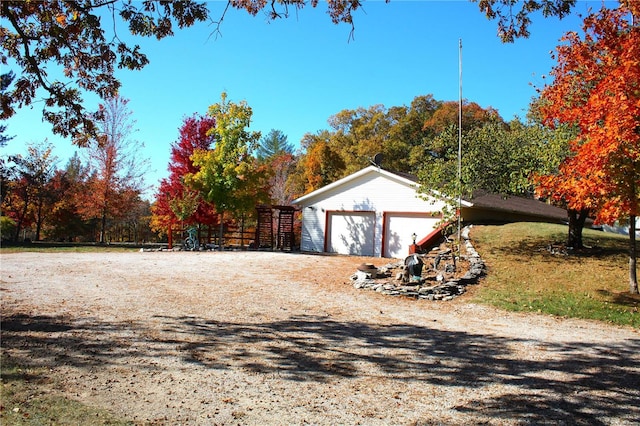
[466,190,567,222]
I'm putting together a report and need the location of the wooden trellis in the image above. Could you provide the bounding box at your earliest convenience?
[255,205,274,249]
[255,205,296,251]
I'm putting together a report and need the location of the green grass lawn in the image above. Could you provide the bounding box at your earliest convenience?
[469,222,639,328]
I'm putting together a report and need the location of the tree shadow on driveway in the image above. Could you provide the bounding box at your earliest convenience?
[2,312,639,425]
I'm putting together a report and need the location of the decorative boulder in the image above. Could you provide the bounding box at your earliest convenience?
[356,263,378,278]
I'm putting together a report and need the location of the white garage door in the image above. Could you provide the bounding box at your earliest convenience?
[384,213,439,258]
[327,211,375,256]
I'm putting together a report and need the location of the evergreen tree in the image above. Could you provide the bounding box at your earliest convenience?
[256,129,294,161]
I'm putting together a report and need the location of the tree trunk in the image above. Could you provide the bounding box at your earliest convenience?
[567,208,589,249]
[35,197,43,241]
[100,210,107,244]
[240,212,245,249]
[218,211,224,252]
[14,191,30,242]
[629,215,638,294]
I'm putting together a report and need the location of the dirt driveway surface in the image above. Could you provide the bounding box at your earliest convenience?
[1,250,639,425]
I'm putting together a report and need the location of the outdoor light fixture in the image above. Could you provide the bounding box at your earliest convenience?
[412,232,417,244]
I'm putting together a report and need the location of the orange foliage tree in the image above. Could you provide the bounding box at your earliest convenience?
[297,133,346,194]
[536,6,639,293]
[422,101,503,136]
[79,95,149,243]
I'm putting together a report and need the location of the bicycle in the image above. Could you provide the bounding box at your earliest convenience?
[183,227,199,251]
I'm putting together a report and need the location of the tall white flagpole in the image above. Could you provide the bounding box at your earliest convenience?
[457,38,463,245]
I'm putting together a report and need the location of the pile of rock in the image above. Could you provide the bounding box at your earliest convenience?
[350,226,485,301]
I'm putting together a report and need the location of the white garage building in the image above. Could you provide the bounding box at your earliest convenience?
[292,165,463,258]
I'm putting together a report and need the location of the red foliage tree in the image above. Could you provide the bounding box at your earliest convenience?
[151,115,218,238]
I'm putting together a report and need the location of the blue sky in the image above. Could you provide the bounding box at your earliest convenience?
[2,0,613,198]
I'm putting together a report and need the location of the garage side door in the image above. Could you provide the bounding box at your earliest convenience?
[327,211,375,256]
[384,213,439,258]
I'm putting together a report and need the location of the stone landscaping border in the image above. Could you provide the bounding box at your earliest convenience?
[351,225,486,301]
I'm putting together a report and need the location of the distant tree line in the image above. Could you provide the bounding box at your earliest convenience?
[1,95,153,244]
[0,89,573,245]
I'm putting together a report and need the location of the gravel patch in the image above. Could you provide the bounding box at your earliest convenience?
[1,250,639,425]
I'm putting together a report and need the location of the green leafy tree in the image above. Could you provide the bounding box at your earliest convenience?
[186,92,266,249]
[465,119,571,196]
[417,118,571,223]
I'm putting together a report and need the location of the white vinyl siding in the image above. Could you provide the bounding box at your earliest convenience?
[295,166,449,257]
[300,208,323,253]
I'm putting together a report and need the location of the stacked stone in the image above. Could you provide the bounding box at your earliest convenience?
[351,226,485,301]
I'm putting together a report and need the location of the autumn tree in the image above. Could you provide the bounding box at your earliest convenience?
[254,129,298,207]
[0,0,368,144]
[296,96,441,182]
[44,153,92,241]
[2,140,58,241]
[80,95,149,243]
[1,1,209,144]
[151,114,217,239]
[291,95,511,197]
[294,131,346,194]
[390,94,442,172]
[472,0,577,42]
[0,71,14,147]
[187,92,267,249]
[267,152,297,206]
[423,101,503,136]
[326,104,395,175]
[536,6,639,293]
[5,0,627,144]
[473,0,640,42]
[110,193,153,243]
[0,71,15,206]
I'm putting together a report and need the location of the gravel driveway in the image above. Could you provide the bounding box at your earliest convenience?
[1,250,639,425]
